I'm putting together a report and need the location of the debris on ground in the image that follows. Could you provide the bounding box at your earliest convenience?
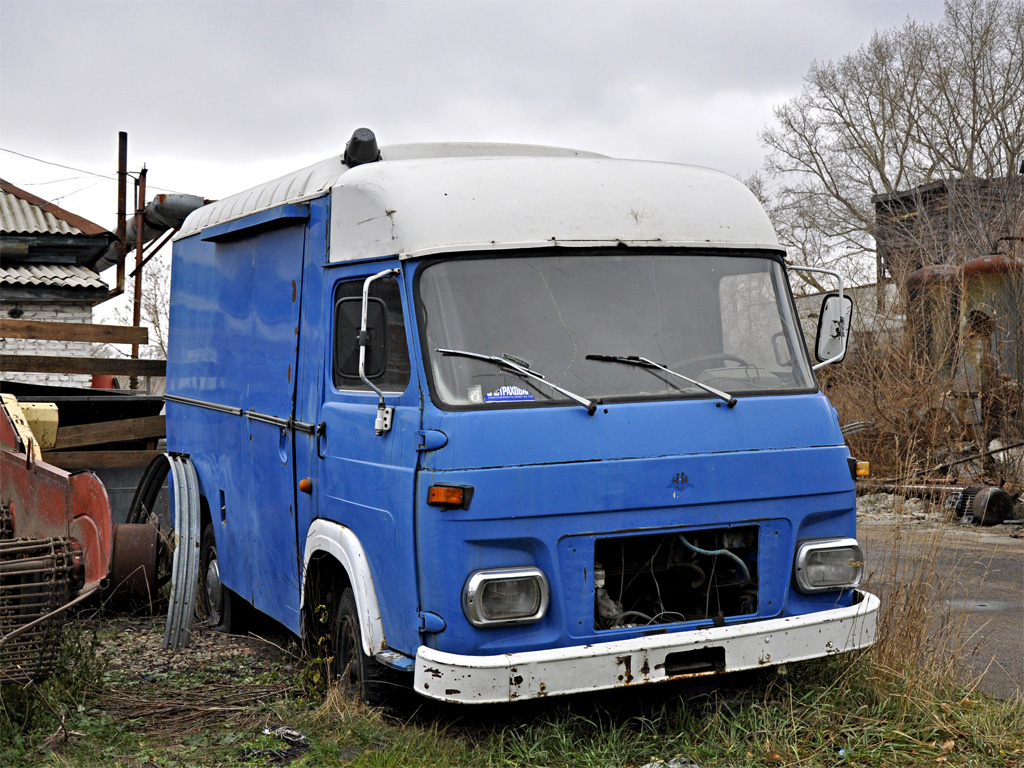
[857,489,1024,533]
[262,724,309,746]
[856,493,945,524]
[638,758,703,768]
[90,614,299,732]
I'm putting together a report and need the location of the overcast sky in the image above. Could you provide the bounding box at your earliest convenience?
[2,0,947,233]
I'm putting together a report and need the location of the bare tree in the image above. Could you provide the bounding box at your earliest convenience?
[107,251,171,360]
[760,0,1023,282]
[759,0,1024,482]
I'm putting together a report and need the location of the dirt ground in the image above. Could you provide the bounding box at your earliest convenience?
[857,493,1024,700]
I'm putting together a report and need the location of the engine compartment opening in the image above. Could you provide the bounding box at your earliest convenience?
[594,526,758,630]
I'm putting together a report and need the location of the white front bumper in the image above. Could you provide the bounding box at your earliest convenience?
[414,590,879,703]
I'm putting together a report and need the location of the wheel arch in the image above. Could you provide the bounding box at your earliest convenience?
[301,519,386,657]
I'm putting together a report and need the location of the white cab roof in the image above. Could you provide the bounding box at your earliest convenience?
[177,143,780,258]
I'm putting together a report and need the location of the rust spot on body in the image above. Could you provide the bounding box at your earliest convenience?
[425,667,442,678]
[291,279,297,302]
[445,689,460,696]
[617,654,633,684]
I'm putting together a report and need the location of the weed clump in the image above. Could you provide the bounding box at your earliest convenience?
[1,621,103,764]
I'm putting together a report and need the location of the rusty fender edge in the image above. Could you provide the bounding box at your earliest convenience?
[413,590,879,704]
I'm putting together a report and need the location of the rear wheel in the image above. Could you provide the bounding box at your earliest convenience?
[199,524,241,632]
[333,587,396,706]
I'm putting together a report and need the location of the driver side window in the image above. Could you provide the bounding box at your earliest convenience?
[332,277,411,392]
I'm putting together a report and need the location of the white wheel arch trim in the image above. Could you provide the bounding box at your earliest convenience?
[301,519,385,657]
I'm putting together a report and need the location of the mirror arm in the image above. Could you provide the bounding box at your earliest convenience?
[789,265,846,371]
[359,267,401,435]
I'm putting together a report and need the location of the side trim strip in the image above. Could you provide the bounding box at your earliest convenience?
[165,394,315,434]
[165,394,242,415]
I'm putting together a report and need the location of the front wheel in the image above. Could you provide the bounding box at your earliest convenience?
[333,587,398,706]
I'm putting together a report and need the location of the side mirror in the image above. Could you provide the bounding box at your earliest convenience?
[335,297,387,379]
[815,293,853,364]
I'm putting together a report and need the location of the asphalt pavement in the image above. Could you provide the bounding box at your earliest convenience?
[858,519,1023,700]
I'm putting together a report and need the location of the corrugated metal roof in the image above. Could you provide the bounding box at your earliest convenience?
[0,179,111,237]
[0,264,107,290]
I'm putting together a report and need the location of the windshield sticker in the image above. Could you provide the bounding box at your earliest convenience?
[484,385,535,403]
[468,386,483,404]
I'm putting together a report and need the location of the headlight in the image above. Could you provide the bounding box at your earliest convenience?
[462,567,549,627]
[793,538,864,593]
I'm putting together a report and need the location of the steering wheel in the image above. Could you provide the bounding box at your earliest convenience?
[672,352,752,373]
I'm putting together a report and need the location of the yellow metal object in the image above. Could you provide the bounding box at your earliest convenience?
[0,393,44,460]
[855,460,870,478]
[19,402,59,451]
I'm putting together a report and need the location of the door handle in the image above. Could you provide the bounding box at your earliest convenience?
[316,421,326,459]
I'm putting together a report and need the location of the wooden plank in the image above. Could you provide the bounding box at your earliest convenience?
[54,415,165,450]
[42,450,163,470]
[0,355,165,377]
[0,319,148,345]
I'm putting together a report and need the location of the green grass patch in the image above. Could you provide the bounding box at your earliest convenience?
[5,631,1021,767]
[3,609,1022,768]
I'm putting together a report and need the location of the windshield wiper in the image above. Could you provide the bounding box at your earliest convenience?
[585,354,737,408]
[437,348,597,415]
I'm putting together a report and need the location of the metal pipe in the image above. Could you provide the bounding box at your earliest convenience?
[129,227,176,278]
[110,131,127,299]
[130,168,147,389]
[873,439,1024,483]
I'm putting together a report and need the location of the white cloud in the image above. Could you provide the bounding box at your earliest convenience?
[1,0,947,228]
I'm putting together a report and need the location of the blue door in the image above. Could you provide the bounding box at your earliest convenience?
[245,222,308,628]
[298,261,423,656]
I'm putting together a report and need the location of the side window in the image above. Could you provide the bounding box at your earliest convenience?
[333,277,411,392]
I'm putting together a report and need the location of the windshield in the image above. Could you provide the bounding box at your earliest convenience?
[417,251,815,409]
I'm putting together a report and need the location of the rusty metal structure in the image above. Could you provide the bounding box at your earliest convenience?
[871,171,1023,461]
[904,253,1024,445]
[0,395,162,683]
[0,133,216,684]
[0,395,112,683]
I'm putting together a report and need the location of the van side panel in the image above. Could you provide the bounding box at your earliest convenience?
[167,232,257,600]
[167,218,309,632]
[243,223,306,628]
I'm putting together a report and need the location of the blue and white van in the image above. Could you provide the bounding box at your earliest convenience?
[165,129,877,703]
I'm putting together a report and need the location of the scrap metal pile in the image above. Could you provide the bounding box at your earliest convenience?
[0,394,159,683]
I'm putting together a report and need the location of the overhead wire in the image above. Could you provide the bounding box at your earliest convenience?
[14,175,97,186]
[0,146,187,194]
[1,146,116,180]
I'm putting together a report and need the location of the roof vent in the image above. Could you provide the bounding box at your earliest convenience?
[344,128,381,168]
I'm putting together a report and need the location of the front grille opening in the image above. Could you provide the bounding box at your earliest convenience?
[663,646,726,676]
[594,527,758,630]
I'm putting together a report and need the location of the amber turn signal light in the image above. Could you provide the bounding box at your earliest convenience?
[855,461,870,478]
[427,484,473,508]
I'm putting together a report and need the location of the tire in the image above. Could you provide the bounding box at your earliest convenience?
[333,587,397,706]
[199,524,241,633]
